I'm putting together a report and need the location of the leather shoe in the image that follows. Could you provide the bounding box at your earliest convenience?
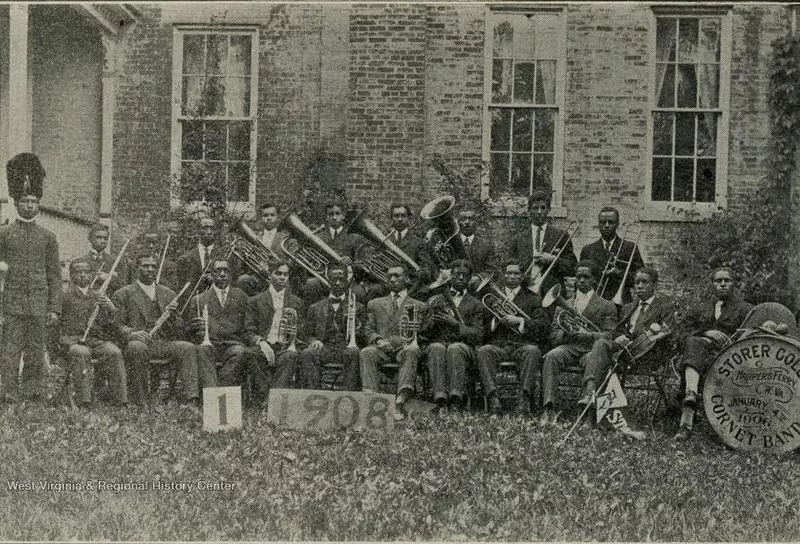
[673,425,693,441]
[489,396,503,415]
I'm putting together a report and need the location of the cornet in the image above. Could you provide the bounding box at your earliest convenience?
[345,288,358,348]
[278,307,298,352]
[201,303,213,347]
[399,305,420,348]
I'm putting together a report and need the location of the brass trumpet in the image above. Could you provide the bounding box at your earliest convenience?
[278,307,298,352]
[528,220,581,295]
[597,222,642,305]
[541,284,600,334]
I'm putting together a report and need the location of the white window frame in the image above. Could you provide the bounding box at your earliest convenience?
[643,7,731,222]
[170,25,259,212]
[481,5,567,217]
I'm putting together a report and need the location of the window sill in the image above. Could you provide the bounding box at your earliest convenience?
[484,196,567,218]
[638,202,722,223]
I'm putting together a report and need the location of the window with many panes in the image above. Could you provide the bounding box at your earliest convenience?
[171,28,258,204]
[483,10,565,202]
[649,11,730,209]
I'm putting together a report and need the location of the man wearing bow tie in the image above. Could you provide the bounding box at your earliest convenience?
[475,260,550,416]
[420,259,484,412]
[79,223,128,294]
[673,267,752,441]
[191,259,249,389]
[540,260,618,417]
[360,263,427,415]
[579,207,644,305]
[299,264,365,390]
[457,206,498,279]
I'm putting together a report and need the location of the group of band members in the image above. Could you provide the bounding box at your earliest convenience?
[0,155,759,441]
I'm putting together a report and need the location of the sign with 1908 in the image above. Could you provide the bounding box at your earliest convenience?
[704,335,800,453]
[267,389,396,432]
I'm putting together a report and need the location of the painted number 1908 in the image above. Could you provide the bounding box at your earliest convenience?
[268,389,395,432]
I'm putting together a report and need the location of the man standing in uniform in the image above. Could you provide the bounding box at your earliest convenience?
[0,153,61,403]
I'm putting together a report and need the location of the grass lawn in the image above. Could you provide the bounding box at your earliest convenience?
[1,401,798,541]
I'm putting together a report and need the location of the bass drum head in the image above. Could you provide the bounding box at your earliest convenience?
[703,334,800,453]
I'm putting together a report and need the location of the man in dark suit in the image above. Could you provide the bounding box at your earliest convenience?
[541,260,618,416]
[579,206,644,306]
[298,264,365,390]
[674,267,752,441]
[0,153,62,402]
[509,190,577,297]
[303,200,357,304]
[421,259,484,412]
[457,206,498,279]
[235,202,291,296]
[138,228,178,291]
[190,258,249,388]
[245,259,304,403]
[360,263,427,415]
[112,253,216,407]
[60,259,127,407]
[79,223,128,295]
[584,266,674,393]
[475,259,550,416]
[177,216,229,292]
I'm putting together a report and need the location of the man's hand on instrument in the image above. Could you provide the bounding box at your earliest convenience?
[165,299,179,313]
[604,266,622,277]
[703,329,729,346]
[96,295,116,311]
[439,314,460,328]
[535,252,556,264]
[190,316,206,334]
[376,338,392,353]
[258,340,276,366]
[130,330,151,344]
[501,314,524,328]
[339,256,353,268]
[309,339,324,350]
[614,334,632,348]
[46,312,59,327]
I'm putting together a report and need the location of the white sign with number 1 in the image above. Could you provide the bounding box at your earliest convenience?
[203,386,242,432]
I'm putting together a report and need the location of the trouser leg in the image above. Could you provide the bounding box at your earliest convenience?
[447,342,471,400]
[68,343,93,404]
[299,347,321,389]
[93,341,128,405]
[426,343,447,402]
[397,345,420,396]
[340,347,361,391]
[584,338,614,385]
[19,316,47,399]
[124,340,152,405]
[541,344,588,407]
[359,345,386,392]
[515,344,542,396]
[475,344,505,398]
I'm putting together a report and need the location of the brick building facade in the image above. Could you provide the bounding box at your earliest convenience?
[0,3,794,288]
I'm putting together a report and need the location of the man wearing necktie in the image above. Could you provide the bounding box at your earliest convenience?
[177,216,221,294]
[674,267,752,441]
[579,206,644,306]
[191,259,249,390]
[509,190,577,297]
[360,263,427,416]
[587,267,675,399]
[303,200,357,304]
[420,259,484,413]
[457,206,499,279]
[299,264,365,390]
[475,260,550,416]
[540,260,618,418]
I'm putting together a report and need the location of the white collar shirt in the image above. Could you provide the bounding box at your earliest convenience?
[629,295,655,332]
[575,289,594,315]
[213,285,229,307]
[198,243,214,268]
[137,280,156,301]
[267,285,287,343]
[261,228,277,248]
[531,223,547,252]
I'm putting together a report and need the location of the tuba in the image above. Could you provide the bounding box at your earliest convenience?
[278,307,298,352]
[420,195,464,268]
[474,274,532,325]
[347,208,421,283]
[541,284,600,334]
[279,206,346,289]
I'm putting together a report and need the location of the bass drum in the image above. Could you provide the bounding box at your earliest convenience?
[703,334,800,453]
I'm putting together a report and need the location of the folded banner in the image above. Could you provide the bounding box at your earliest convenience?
[596,372,644,439]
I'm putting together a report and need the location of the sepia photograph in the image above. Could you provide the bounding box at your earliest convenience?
[1,1,799,540]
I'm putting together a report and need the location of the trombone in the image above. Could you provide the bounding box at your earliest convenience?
[527,220,581,295]
[597,223,643,305]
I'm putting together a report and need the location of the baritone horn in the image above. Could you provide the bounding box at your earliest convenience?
[279,205,346,289]
[542,284,600,334]
[420,195,463,268]
[348,208,420,283]
[528,220,581,295]
[474,274,532,326]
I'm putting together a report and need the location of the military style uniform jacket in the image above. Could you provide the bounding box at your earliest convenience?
[0,219,62,317]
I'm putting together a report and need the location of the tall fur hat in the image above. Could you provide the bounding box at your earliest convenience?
[7,152,45,200]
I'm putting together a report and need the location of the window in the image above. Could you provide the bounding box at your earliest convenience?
[648,10,730,212]
[171,27,258,204]
[482,9,565,207]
